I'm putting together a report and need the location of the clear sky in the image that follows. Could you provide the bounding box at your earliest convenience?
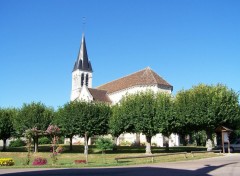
[1,0,240,109]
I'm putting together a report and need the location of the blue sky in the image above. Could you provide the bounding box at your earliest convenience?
[0,0,240,109]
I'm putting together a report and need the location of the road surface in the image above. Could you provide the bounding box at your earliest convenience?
[0,154,239,176]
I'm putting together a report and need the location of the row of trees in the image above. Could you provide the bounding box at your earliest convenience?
[0,84,240,154]
[0,102,111,152]
[110,84,240,153]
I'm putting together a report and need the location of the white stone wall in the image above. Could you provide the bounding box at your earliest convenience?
[0,139,13,147]
[71,70,93,101]
[79,86,93,102]
[108,85,172,105]
[117,133,179,147]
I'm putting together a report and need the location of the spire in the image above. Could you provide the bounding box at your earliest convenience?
[73,33,93,72]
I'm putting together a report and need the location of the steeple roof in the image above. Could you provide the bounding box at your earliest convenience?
[73,34,93,72]
[97,67,173,94]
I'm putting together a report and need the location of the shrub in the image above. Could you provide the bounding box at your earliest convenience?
[58,136,65,144]
[0,158,14,166]
[38,137,51,145]
[56,145,64,153]
[9,138,26,147]
[95,137,114,154]
[32,157,47,166]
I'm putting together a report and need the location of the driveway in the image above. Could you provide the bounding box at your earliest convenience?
[0,154,239,176]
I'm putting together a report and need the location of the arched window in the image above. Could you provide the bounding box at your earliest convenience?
[81,73,84,87]
[85,74,89,87]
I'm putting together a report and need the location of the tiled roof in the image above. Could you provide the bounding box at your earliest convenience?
[97,67,173,94]
[88,88,112,103]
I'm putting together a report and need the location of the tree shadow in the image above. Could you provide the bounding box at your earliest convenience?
[0,162,237,176]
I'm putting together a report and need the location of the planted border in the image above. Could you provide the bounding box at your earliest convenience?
[0,158,15,166]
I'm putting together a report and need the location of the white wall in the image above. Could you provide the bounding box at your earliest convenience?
[79,86,93,102]
[71,70,93,101]
[117,133,179,147]
[108,85,172,104]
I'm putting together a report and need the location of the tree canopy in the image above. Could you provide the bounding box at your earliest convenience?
[0,108,16,151]
[113,91,174,153]
[175,84,240,149]
[13,102,54,152]
[56,101,111,150]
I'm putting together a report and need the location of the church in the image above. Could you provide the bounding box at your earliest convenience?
[70,34,179,147]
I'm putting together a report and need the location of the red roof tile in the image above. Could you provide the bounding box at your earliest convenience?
[88,88,112,103]
[97,67,173,94]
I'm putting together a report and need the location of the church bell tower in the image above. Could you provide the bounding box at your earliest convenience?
[71,33,93,101]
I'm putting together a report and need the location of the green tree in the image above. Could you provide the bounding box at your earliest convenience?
[14,102,53,152]
[55,101,81,151]
[84,102,111,138]
[95,137,114,163]
[109,104,136,145]
[155,93,175,151]
[0,108,17,151]
[95,137,114,154]
[175,89,196,145]
[119,91,159,154]
[57,101,111,156]
[175,84,240,150]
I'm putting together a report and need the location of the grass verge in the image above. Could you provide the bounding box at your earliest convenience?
[0,145,221,168]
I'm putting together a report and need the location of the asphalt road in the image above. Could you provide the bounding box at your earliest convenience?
[1,154,240,176]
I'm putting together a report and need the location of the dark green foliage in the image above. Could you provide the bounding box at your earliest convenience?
[192,131,207,146]
[13,102,54,152]
[9,138,26,147]
[95,137,114,154]
[38,137,51,145]
[109,105,119,138]
[14,102,54,134]
[112,91,174,153]
[0,108,17,151]
[55,101,111,151]
[155,93,175,150]
[175,84,240,146]
[55,101,81,150]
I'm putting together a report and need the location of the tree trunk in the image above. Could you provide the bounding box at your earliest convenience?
[34,137,38,153]
[164,135,170,151]
[180,134,187,146]
[113,136,118,146]
[84,133,89,163]
[2,138,7,151]
[165,140,169,151]
[145,136,152,154]
[69,136,73,151]
[135,133,141,146]
[206,131,213,151]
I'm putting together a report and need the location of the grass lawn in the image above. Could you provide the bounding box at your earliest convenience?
[0,145,221,168]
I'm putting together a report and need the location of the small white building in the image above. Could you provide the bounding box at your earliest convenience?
[67,33,179,147]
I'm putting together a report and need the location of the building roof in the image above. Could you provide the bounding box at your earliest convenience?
[88,88,112,103]
[73,33,93,72]
[97,67,173,94]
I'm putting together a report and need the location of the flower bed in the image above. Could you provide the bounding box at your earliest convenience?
[0,158,15,166]
[74,160,86,164]
[32,157,47,166]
